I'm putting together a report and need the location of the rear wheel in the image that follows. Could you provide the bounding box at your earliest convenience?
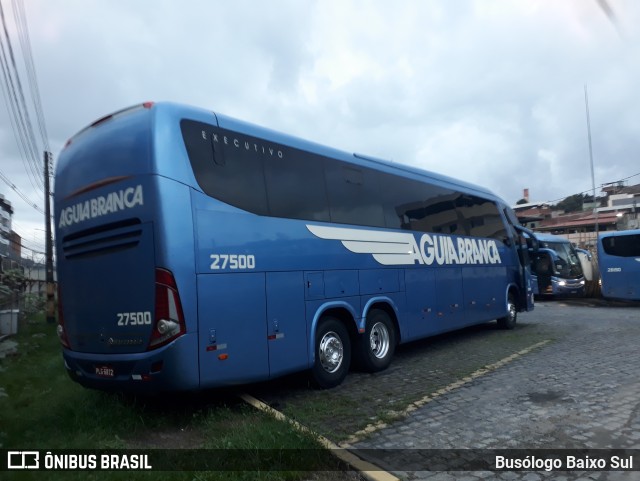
[497,292,517,329]
[311,317,351,389]
[356,309,396,372]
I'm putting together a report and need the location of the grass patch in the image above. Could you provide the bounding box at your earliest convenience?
[0,317,344,480]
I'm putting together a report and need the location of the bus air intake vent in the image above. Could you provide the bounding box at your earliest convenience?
[62,219,143,259]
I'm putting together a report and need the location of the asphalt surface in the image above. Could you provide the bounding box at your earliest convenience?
[350,299,640,480]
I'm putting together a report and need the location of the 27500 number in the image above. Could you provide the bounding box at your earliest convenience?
[210,254,256,270]
[117,311,152,326]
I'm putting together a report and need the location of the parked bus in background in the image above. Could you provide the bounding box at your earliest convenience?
[54,102,534,392]
[529,233,585,297]
[575,248,594,282]
[598,229,640,301]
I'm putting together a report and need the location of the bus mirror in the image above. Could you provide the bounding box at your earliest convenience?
[514,226,538,252]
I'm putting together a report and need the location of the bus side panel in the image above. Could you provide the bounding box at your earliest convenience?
[462,266,507,324]
[266,271,308,377]
[403,269,437,341]
[622,264,639,300]
[197,273,269,387]
[623,266,639,300]
[359,269,400,295]
[435,267,465,328]
[601,263,638,300]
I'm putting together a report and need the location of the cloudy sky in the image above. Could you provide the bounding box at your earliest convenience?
[1,0,638,257]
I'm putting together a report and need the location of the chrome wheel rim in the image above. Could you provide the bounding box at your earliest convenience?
[319,331,344,373]
[369,321,390,359]
[508,300,516,322]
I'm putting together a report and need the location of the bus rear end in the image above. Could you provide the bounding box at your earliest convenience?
[598,230,640,301]
[55,103,199,392]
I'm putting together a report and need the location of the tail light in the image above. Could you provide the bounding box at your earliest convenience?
[56,286,71,349]
[148,268,186,350]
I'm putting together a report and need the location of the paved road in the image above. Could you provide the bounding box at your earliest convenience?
[351,300,640,480]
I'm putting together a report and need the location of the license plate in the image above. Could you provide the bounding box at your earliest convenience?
[95,366,115,378]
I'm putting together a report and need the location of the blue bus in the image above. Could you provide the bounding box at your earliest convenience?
[529,233,585,297]
[598,229,640,301]
[54,102,534,392]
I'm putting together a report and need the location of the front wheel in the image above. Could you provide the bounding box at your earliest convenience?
[497,292,517,329]
[311,317,351,389]
[355,309,396,372]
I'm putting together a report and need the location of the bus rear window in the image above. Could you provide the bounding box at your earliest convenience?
[602,234,640,257]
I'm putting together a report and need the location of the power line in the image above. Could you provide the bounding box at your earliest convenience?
[0,0,46,200]
[10,229,46,251]
[1,237,45,256]
[0,168,44,214]
[0,37,43,194]
[545,171,640,205]
[11,0,48,151]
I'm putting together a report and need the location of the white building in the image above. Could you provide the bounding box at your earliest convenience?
[0,193,13,258]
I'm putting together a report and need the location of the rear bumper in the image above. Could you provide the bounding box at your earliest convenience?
[62,333,199,393]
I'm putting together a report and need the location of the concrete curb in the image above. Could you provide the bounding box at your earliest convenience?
[240,393,400,481]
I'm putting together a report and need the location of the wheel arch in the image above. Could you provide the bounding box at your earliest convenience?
[309,301,359,366]
[505,283,521,311]
[362,296,401,345]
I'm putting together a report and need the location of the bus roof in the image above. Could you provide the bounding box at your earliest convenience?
[60,101,506,206]
[599,228,640,239]
[532,232,572,243]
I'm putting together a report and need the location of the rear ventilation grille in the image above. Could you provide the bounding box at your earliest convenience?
[62,219,143,259]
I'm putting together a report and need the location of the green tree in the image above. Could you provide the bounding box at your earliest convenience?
[555,194,584,213]
[0,268,27,296]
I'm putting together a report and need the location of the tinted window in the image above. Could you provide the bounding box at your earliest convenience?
[602,234,640,257]
[456,195,508,240]
[377,172,461,234]
[325,160,385,227]
[182,118,506,238]
[264,150,330,222]
[181,119,268,215]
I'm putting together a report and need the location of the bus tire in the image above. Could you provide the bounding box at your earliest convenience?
[356,309,396,372]
[311,317,351,389]
[497,292,517,329]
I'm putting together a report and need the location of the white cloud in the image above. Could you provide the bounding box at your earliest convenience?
[1,0,639,247]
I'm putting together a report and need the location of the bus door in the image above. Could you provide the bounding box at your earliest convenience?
[513,225,535,310]
[533,249,554,295]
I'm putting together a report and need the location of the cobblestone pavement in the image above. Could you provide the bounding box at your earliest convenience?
[351,301,640,480]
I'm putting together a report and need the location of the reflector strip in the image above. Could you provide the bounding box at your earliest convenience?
[206,343,227,352]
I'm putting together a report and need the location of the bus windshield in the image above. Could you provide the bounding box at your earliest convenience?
[540,241,582,278]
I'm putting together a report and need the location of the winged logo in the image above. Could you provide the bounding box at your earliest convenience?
[306,224,419,266]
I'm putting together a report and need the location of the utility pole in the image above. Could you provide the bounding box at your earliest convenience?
[44,151,55,323]
[584,84,599,246]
